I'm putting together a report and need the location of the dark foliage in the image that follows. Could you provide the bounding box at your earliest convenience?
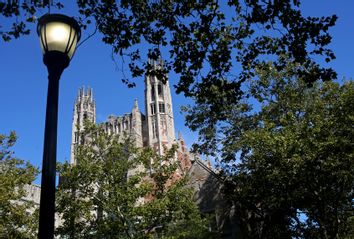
[1,1,337,133]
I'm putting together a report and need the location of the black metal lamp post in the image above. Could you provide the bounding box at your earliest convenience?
[37,14,81,239]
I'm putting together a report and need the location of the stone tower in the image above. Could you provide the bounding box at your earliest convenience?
[145,58,176,155]
[70,87,96,165]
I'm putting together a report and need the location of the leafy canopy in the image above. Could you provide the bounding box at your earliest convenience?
[0,132,39,239]
[219,63,354,238]
[1,0,337,130]
[56,122,216,239]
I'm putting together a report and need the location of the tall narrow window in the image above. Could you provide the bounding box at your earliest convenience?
[151,85,155,99]
[152,119,157,138]
[158,84,163,96]
[150,103,156,115]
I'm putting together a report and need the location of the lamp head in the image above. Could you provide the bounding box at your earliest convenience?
[37,14,81,69]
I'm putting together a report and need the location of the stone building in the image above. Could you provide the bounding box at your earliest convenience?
[70,59,179,165]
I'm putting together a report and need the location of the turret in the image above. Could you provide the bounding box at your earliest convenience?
[131,99,144,147]
[70,87,96,165]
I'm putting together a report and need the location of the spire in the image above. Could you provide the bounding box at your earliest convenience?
[80,86,84,98]
[88,87,93,101]
[134,98,139,110]
[178,131,183,140]
[77,87,82,100]
[148,56,164,71]
[158,56,163,66]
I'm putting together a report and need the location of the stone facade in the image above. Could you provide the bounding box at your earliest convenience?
[23,184,41,206]
[187,159,240,238]
[23,184,63,229]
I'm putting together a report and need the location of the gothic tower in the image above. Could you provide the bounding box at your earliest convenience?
[145,59,176,155]
[70,87,96,165]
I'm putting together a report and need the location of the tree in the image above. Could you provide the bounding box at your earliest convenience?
[0,132,39,238]
[216,62,354,238]
[1,1,337,132]
[56,122,216,238]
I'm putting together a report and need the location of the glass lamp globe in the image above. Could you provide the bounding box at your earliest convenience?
[37,14,81,61]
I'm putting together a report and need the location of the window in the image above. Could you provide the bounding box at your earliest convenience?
[159,103,165,113]
[150,103,156,115]
[151,85,155,99]
[152,119,157,138]
[158,84,163,96]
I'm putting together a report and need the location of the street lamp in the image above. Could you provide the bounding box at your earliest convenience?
[37,14,81,239]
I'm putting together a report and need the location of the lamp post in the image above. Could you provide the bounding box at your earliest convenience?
[37,14,81,239]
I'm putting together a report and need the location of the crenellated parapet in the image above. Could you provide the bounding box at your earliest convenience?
[100,100,145,148]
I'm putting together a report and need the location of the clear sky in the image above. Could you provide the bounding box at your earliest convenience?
[0,1,353,184]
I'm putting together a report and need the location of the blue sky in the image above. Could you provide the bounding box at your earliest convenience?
[0,1,353,184]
